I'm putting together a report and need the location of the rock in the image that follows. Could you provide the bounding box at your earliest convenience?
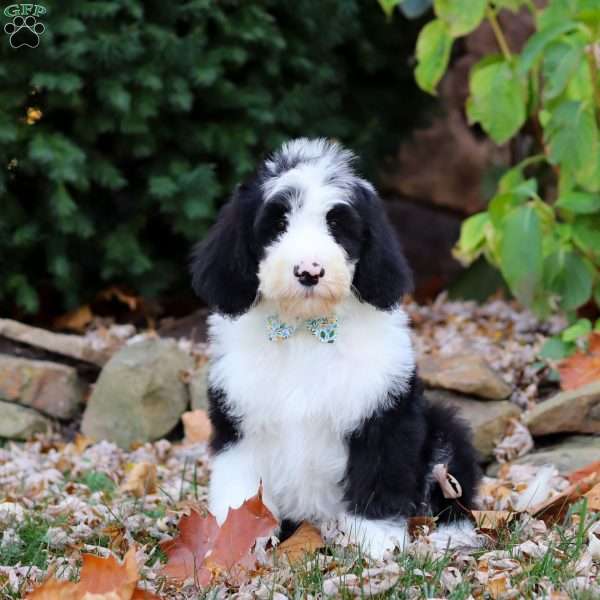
[524,381,600,436]
[189,360,210,411]
[0,318,112,366]
[81,338,194,448]
[487,435,600,477]
[0,355,85,419]
[0,401,52,440]
[419,353,512,400]
[425,389,521,460]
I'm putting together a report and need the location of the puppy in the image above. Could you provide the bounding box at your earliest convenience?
[191,138,481,557]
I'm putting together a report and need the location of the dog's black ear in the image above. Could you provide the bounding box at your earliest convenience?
[190,183,260,316]
[352,184,413,309]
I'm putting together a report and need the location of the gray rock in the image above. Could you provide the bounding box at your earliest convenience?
[425,389,521,460]
[419,353,512,400]
[189,361,210,411]
[81,339,194,448]
[487,435,600,476]
[0,401,52,440]
[0,355,85,419]
[524,381,600,436]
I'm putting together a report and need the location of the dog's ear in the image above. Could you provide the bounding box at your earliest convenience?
[352,184,413,309]
[190,183,260,316]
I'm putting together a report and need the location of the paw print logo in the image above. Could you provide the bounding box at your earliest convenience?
[4,15,45,48]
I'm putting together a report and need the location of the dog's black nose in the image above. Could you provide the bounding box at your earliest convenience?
[294,261,325,287]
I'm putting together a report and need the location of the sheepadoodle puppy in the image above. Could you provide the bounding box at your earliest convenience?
[191,138,481,557]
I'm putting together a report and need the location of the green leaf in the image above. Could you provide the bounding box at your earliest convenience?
[556,191,600,214]
[544,101,599,189]
[595,282,600,308]
[458,212,489,253]
[489,193,523,226]
[542,37,585,101]
[378,0,401,17]
[149,176,178,199]
[434,0,487,37]
[539,335,572,359]
[499,205,543,308]
[550,252,594,310]
[415,19,453,94]
[562,318,592,342]
[467,58,527,144]
[572,215,600,261]
[492,0,527,11]
[518,21,579,75]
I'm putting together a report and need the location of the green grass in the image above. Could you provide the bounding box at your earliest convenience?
[0,515,54,570]
[76,470,117,495]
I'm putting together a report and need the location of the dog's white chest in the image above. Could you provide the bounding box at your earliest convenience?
[206,300,415,521]
[249,419,348,522]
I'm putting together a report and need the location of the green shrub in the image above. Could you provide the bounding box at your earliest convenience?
[387,0,600,353]
[0,0,425,316]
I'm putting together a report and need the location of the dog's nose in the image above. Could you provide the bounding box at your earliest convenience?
[293,261,325,287]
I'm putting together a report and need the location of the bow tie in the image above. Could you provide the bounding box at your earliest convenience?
[267,315,338,343]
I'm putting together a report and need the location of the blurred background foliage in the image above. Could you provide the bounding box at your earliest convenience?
[0,0,429,318]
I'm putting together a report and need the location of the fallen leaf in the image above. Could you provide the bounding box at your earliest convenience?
[161,488,278,586]
[407,516,437,538]
[97,286,141,311]
[486,573,509,599]
[26,548,139,600]
[26,579,79,599]
[277,522,323,563]
[130,589,162,600]
[77,548,139,598]
[207,486,279,573]
[558,332,600,390]
[120,463,157,497]
[493,419,533,463]
[530,475,598,524]
[568,460,600,484]
[471,510,515,531]
[182,410,212,444]
[54,304,94,333]
[73,434,94,454]
[584,482,600,512]
[432,463,462,499]
[160,509,219,584]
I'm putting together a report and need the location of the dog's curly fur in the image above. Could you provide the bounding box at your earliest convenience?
[191,138,481,557]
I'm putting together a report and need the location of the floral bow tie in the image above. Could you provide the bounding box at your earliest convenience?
[267,315,338,344]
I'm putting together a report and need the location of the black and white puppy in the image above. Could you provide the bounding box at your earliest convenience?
[191,138,481,557]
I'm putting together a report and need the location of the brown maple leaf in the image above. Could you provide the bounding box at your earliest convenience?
[558,332,600,390]
[160,509,219,585]
[161,487,278,586]
[26,548,157,600]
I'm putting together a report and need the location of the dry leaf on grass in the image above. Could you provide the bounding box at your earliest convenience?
[277,522,323,563]
[568,460,600,484]
[584,482,600,512]
[471,511,515,532]
[182,410,212,444]
[558,332,600,390]
[120,463,157,497]
[161,486,278,586]
[160,510,219,585]
[54,304,94,333]
[530,475,598,524]
[26,548,152,600]
[408,516,437,539]
[432,463,462,499]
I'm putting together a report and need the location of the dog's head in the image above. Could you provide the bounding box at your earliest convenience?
[191,138,412,318]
